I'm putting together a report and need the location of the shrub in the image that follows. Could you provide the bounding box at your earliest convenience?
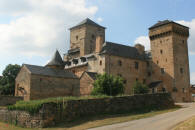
[133,81,149,94]
[91,73,124,96]
[0,64,21,95]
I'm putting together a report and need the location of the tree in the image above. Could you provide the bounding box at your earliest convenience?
[91,73,124,96]
[132,81,149,94]
[0,64,21,95]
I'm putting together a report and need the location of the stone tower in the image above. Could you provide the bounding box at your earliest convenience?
[149,20,190,102]
[69,18,106,56]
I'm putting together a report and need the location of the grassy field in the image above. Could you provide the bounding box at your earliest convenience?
[173,116,195,130]
[0,106,180,130]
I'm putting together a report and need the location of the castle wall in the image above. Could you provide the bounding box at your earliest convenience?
[15,66,31,101]
[80,72,94,96]
[104,55,148,95]
[30,75,80,100]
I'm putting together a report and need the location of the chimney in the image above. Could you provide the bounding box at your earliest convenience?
[135,44,145,55]
[95,35,104,53]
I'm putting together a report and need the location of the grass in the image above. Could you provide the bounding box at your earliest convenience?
[7,95,111,113]
[0,106,180,130]
[172,116,195,130]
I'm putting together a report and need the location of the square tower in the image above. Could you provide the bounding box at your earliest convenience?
[69,18,106,57]
[149,20,190,102]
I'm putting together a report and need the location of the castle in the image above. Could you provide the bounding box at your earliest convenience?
[15,18,191,102]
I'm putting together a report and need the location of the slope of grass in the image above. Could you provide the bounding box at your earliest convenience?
[173,116,195,130]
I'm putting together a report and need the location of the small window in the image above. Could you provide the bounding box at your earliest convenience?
[160,50,163,54]
[117,74,122,77]
[143,79,146,84]
[99,60,102,66]
[157,60,159,64]
[135,61,139,69]
[182,88,185,93]
[182,40,185,44]
[160,40,162,43]
[92,34,95,39]
[146,61,150,67]
[148,72,151,77]
[118,60,122,66]
[166,59,167,62]
[161,68,165,74]
[180,68,184,74]
[123,79,127,84]
[136,78,138,81]
[76,35,78,40]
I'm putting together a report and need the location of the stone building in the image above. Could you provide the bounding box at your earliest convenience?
[15,18,191,102]
[63,18,191,102]
[15,51,79,101]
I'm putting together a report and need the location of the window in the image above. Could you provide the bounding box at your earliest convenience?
[136,78,138,81]
[92,34,95,39]
[160,49,163,54]
[118,60,122,66]
[166,58,167,62]
[76,35,78,40]
[182,40,185,44]
[157,60,159,64]
[123,79,127,84]
[117,74,122,77]
[161,68,165,74]
[146,61,150,67]
[180,68,184,74]
[99,60,102,66]
[148,72,151,77]
[40,78,42,82]
[143,79,146,84]
[182,88,185,93]
[135,61,139,69]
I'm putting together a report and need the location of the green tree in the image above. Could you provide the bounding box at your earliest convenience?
[91,73,124,96]
[0,64,21,95]
[132,81,149,94]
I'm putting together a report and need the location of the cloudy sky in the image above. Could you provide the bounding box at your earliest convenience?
[0,0,195,83]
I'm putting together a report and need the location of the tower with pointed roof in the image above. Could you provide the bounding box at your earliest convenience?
[46,50,64,69]
[67,18,106,59]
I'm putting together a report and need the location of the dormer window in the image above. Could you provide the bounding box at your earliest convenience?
[80,57,86,62]
[73,59,78,65]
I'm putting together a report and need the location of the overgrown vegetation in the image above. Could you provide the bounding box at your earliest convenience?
[7,95,111,114]
[132,81,149,94]
[0,64,21,95]
[91,73,124,96]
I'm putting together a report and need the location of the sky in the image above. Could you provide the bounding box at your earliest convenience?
[0,0,195,83]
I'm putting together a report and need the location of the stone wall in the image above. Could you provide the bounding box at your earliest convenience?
[0,93,174,128]
[0,96,23,106]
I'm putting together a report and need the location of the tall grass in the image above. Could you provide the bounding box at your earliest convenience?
[7,95,112,114]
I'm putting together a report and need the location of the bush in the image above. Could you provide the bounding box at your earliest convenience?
[91,73,124,96]
[0,64,21,95]
[133,81,149,94]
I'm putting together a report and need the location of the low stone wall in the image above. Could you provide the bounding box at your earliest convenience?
[0,96,23,106]
[0,93,174,128]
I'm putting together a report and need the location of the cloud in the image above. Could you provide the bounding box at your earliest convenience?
[97,17,103,23]
[134,36,150,50]
[177,19,195,55]
[191,72,195,84]
[0,0,98,57]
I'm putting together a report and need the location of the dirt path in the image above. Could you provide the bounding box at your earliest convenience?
[89,103,195,130]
